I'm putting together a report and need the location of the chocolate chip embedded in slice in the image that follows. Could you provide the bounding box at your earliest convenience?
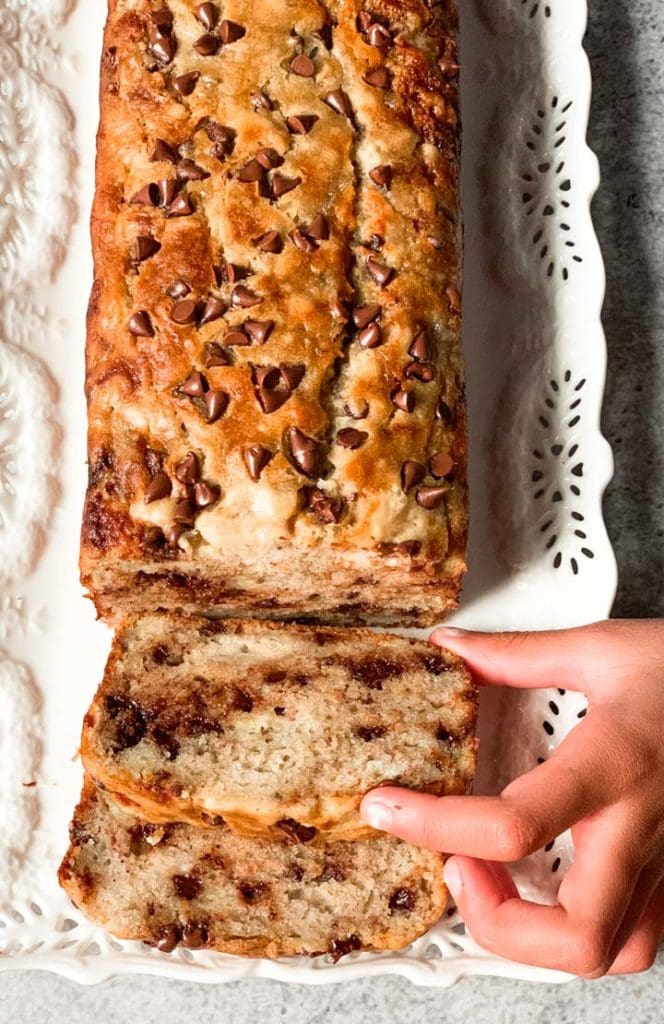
[181,922,209,949]
[255,147,283,170]
[204,341,233,367]
[133,236,161,263]
[243,444,273,481]
[271,173,302,198]
[446,284,462,314]
[199,296,226,325]
[324,89,352,119]
[290,54,315,77]
[409,329,430,361]
[253,365,281,389]
[257,388,290,413]
[205,389,229,423]
[253,230,283,253]
[367,257,394,286]
[196,2,218,29]
[195,32,220,55]
[150,138,178,164]
[290,228,317,253]
[429,452,454,479]
[369,164,392,189]
[231,285,262,309]
[392,388,415,413]
[238,159,264,183]
[156,924,182,953]
[172,71,200,96]
[130,183,160,206]
[165,523,187,548]
[285,427,321,478]
[388,887,416,913]
[286,114,319,135]
[366,23,392,47]
[244,320,274,344]
[357,11,373,31]
[305,487,346,524]
[308,213,329,240]
[171,299,198,325]
[404,360,436,383]
[224,328,251,347]
[416,486,447,510]
[175,452,200,484]
[149,32,177,66]
[156,179,178,208]
[167,279,191,299]
[343,399,369,420]
[219,262,249,284]
[167,193,195,218]
[275,818,318,844]
[280,363,305,390]
[357,322,382,348]
[352,303,380,328]
[173,874,202,900]
[219,19,245,43]
[336,428,368,450]
[251,90,272,111]
[173,497,194,524]
[145,471,172,503]
[150,8,173,32]
[128,311,154,337]
[176,159,210,181]
[364,67,390,88]
[180,371,209,397]
[193,481,220,509]
[401,460,426,493]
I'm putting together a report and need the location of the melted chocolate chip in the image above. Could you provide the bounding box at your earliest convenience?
[173,874,202,900]
[233,688,254,712]
[328,935,362,960]
[181,922,209,948]
[146,471,172,503]
[290,227,317,253]
[172,71,200,96]
[290,54,315,77]
[237,881,268,903]
[285,427,321,478]
[286,114,319,135]
[430,452,454,479]
[389,888,416,913]
[196,2,218,30]
[357,725,387,741]
[243,444,273,481]
[219,19,246,43]
[401,460,426,493]
[128,311,154,337]
[369,164,392,189]
[305,487,345,524]
[156,924,181,952]
[150,138,178,164]
[194,32,220,55]
[336,428,368,450]
[276,818,318,844]
[105,694,148,752]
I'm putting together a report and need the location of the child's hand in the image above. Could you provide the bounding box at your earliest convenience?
[361,620,664,977]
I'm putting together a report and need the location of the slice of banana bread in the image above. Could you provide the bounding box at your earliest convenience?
[81,615,477,840]
[59,780,448,958]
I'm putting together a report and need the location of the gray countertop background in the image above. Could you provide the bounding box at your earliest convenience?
[2,0,663,1019]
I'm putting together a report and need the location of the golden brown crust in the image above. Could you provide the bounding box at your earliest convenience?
[82,0,466,625]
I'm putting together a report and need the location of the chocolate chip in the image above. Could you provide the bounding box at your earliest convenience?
[171,299,197,325]
[251,90,272,111]
[430,452,454,479]
[173,874,202,900]
[172,71,199,96]
[233,688,254,712]
[181,922,208,949]
[286,114,318,135]
[253,230,283,253]
[167,193,195,218]
[219,19,245,42]
[199,296,226,325]
[446,284,461,314]
[245,320,274,344]
[224,328,251,347]
[324,89,352,119]
[157,179,178,208]
[173,497,194,524]
[271,173,302,198]
[130,183,160,206]
[336,428,368,449]
[401,460,425,493]
[243,444,273,481]
[389,888,416,913]
[308,213,329,240]
[280,363,305,390]
[357,322,382,348]
[204,341,232,367]
[193,481,220,508]
[146,471,172,503]
[328,935,361,960]
[364,67,390,88]
[416,486,446,509]
[175,452,200,484]
[219,262,249,284]
[128,311,154,337]
[276,818,317,844]
[409,330,430,361]
[165,523,187,548]
[367,23,391,47]
[238,159,264,183]
[392,388,415,413]
[369,164,392,189]
[167,279,191,299]
[257,388,290,413]
[150,138,178,164]
[343,400,369,420]
[357,11,373,31]
[435,395,454,424]
[286,427,321,478]
[149,33,177,66]
[150,8,173,32]
[231,285,261,308]
[357,725,386,741]
[176,159,210,181]
[290,54,315,76]
[305,488,345,524]
[404,361,436,383]
[205,120,235,150]
[237,881,268,903]
[256,147,283,170]
[196,2,218,30]
[205,389,229,422]
[253,365,281,389]
[352,303,380,328]
[180,371,208,397]
[290,227,316,253]
[196,33,221,55]
[133,235,161,263]
[314,22,333,47]
[156,924,181,952]
[105,695,148,753]
[367,257,394,286]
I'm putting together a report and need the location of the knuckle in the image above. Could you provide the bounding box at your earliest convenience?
[568,923,613,978]
[493,806,541,861]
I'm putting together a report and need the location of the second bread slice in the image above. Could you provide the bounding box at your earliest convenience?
[82,615,477,841]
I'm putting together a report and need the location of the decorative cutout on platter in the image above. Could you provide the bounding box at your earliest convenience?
[0,341,58,586]
[479,0,554,33]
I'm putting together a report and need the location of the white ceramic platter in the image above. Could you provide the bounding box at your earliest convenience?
[0,0,615,987]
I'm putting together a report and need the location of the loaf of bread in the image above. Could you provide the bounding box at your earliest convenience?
[59,779,449,957]
[81,0,465,626]
[81,615,478,839]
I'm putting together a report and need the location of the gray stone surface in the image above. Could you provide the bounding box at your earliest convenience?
[2,0,663,1018]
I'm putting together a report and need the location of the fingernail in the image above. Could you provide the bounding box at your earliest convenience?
[444,859,462,898]
[361,799,394,832]
[433,627,467,638]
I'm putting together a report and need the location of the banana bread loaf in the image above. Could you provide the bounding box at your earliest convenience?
[81,615,478,839]
[82,0,465,626]
[59,779,449,957]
